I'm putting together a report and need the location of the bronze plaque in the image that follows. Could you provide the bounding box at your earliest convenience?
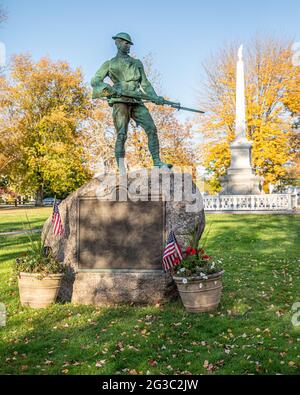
[78,198,165,270]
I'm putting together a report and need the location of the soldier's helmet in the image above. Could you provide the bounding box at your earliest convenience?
[112,32,134,45]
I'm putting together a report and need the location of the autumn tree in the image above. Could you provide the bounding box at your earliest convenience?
[0,6,7,75]
[0,55,92,204]
[0,6,6,23]
[197,37,300,193]
[282,64,300,186]
[82,100,116,174]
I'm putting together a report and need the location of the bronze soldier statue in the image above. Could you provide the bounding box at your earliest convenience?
[91,32,172,170]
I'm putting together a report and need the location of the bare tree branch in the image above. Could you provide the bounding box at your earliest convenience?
[0,5,7,24]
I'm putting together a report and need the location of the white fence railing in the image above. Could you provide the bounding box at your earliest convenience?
[203,194,297,211]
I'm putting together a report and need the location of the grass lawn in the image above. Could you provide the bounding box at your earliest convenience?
[0,207,52,233]
[0,211,299,375]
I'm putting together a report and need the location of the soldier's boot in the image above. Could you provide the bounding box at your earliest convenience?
[148,132,173,169]
[115,132,127,174]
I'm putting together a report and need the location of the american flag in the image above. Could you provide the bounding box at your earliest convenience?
[162,231,183,271]
[52,201,64,237]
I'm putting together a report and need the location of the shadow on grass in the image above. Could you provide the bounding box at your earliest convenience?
[1,293,299,375]
[1,214,300,374]
[0,235,35,264]
[204,215,300,258]
[0,221,44,234]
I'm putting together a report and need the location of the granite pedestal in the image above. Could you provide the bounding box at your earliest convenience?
[43,169,205,305]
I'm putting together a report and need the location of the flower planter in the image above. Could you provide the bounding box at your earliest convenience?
[173,271,224,313]
[18,272,63,309]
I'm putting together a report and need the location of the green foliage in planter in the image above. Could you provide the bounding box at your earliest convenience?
[173,219,223,278]
[12,214,65,277]
[14,253,65,276]
[173,252,223,278]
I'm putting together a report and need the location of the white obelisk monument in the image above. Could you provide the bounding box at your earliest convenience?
[235,45,247,142]
[221,45,262,194]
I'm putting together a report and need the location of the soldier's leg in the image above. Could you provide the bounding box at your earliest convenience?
[112,103,130,168]
[131,104,172,168]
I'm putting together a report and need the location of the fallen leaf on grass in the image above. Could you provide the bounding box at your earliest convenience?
[44,360,54,366]
[203,359,224,372]
[172,322,182,327]
[117,342,124,351]
[203,360,214,371]
[128,345,140,352]
[256,364,264,373]
[129,369,138,375]
[95,360,106,367]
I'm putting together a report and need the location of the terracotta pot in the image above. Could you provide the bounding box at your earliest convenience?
[173,271,224,313]
[18,272,63,309]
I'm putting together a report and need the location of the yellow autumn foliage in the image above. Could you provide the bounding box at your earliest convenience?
[0,55,91,202]
[197,37,299,193]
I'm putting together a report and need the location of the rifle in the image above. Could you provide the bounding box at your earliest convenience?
[102,89,205,114]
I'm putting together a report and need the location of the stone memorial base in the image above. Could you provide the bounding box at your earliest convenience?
[43,169,205,306]
[72,271,176,305]
[221,138,262,195]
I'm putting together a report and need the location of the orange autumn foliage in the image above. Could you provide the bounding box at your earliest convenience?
[197,37,300,193]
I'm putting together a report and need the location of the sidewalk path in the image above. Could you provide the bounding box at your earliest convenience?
[0,229,41,236]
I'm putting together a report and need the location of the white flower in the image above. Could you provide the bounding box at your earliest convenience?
[182,278,188,284]
[211,262,215,269]
[199,272,208,280]
[179,268,186,272]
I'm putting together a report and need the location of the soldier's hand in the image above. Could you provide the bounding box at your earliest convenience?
[156,96,165,105]
[110,85,123,97]
[92,87,102,99]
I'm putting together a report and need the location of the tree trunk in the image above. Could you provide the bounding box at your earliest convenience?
[35,186,44,206]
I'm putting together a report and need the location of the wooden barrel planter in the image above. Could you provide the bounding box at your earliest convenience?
[173,271,224,313]
[18,272,63,309]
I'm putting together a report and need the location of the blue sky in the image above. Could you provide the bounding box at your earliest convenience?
[1,0,300,110]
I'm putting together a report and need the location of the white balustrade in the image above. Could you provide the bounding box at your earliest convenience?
[203,194,297,211]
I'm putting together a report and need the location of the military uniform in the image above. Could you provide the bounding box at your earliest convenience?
[91,33,168,168]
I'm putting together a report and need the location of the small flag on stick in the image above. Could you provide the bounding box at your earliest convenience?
[51,200,64,237]
[162,231,183,271]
